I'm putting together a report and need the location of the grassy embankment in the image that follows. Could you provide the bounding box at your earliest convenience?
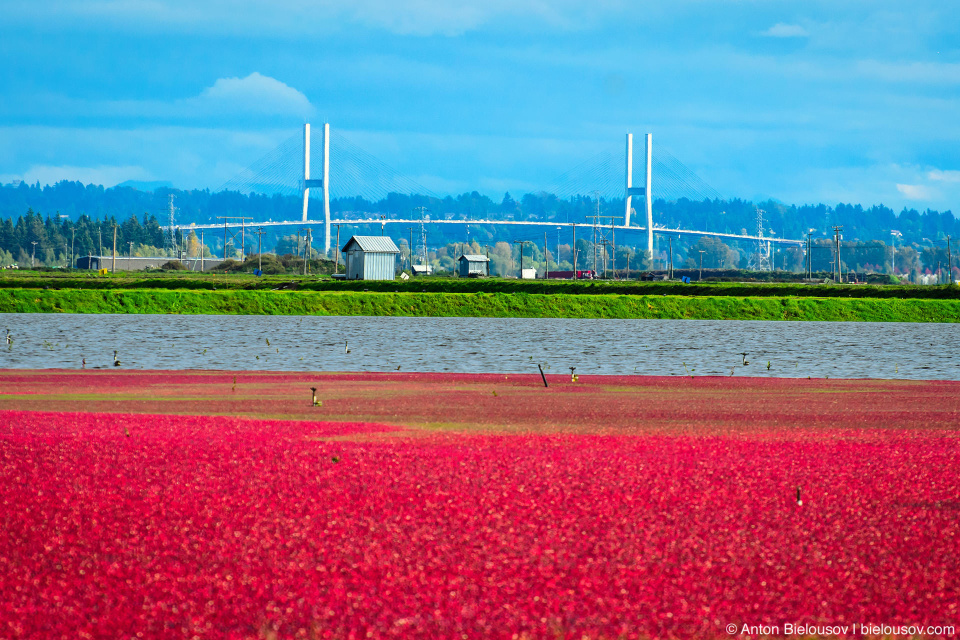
[2,270,960,321]
[3,278,960,322]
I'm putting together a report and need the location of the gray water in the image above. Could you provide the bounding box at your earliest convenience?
[0,313,957,380]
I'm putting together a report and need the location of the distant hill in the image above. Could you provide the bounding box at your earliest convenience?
[116,180,174,192]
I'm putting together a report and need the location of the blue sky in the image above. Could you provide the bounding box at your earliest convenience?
[1,0,958,210]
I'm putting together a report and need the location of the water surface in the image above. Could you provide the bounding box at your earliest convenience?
[1,314,956,380]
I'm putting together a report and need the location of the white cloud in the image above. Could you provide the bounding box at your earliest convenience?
[193,72,313,116]
[761,23,809,38]
[928,169,960,183]
[896,183,933,200]
[0,73,315,121]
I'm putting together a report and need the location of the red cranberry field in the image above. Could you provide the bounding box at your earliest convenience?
[1,371,958,639]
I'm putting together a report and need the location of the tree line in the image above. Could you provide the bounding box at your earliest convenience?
[1,179,958,281]
[0,209,167,268]
[3,179,958,248]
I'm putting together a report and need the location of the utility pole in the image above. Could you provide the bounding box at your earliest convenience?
[200,230,205,272]
[380,215,386,236]
[334,224,341,273]
[112,225,117,273]
[255,227,265,272]
[593,224,598,274]
[611,216,617,279]
[128,241,134,270]
[305,228,312,276]
[98,227,103,260]
[70,227,75,269]
[948,236,953,285]
[544,231,548,279]
[698,250,706,281]
[513,240,525,278]
[556,226,561,278]
[831,225,844,283]
[572,224,577,279]
[30,241,38,269]
[593,190,600,274]
[668,237,673,279]
[408,227,414,271]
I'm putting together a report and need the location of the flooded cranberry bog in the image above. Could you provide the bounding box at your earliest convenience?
[1,371,958,639]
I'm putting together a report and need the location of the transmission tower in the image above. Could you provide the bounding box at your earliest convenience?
[167,195,177,253]
[414,206,428,266]
[754,207,772,271]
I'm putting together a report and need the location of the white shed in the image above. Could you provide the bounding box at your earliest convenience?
[341,236,400,280]
[458,254,489,277]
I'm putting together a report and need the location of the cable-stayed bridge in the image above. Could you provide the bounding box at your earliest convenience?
[187,124,804,256]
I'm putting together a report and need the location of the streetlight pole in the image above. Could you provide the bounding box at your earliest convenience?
[890,230,900,278]
[380,215,386,236]
[30,241,38,268]
[699,250,706,281]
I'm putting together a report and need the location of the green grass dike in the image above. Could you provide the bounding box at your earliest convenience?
[2,286,960,322]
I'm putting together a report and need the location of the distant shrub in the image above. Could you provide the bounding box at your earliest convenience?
[161,261,187,271]
[212,259,240,272]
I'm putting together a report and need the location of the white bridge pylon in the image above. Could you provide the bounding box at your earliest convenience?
[625,132,653,257]
[302,123,331,252]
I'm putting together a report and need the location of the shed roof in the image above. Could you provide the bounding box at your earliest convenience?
[458,254,490,262]
[341,236,400,253]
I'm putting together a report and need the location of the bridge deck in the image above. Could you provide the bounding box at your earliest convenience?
[177,218,805,246]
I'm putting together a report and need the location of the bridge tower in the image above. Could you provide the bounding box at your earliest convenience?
[302,122,331,252]
[625,132,653,256]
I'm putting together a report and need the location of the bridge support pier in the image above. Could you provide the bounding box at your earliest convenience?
[645,133,653,259]
[625,132,654,259]
[301,122,331,254]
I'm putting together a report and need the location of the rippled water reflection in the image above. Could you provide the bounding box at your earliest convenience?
[1,313,957,380]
